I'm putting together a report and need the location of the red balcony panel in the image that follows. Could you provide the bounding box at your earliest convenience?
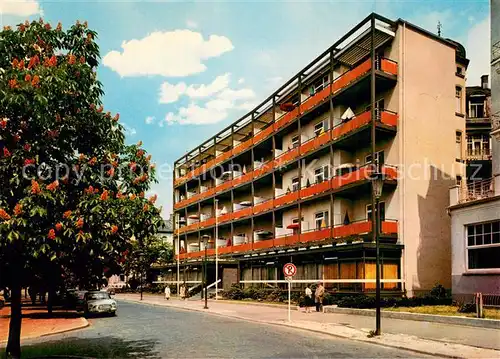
[200,217,216,228]
[205,158,216,171]
[300,180,330,199]
[240,171,254,184]
[317,131,331,146]
[253,240,275,250]
[299,139,316,155]
[233,207,252,220]
[232,139,251,156]
[300,228,331,243]
[351,59,371,81]
[275,108,299,130]
[301,87,330,113]
[253,126,274,145]
[253,161,273,178]
[219,246,231,255]
[232,243,252,253]
[274,148,299,168]
[381,221,398,234]
[285,234,299,246]
[219,213,232,223]
[206,248,215,256]
[382,166,398,180]
[253,199,274,214]
[380,111,398,127]
[216,180,233,193]
[274,191,299,208]
[177,253,187,260]
[381,59,398,76]
[333,221,372,238]
[274,237,287,247]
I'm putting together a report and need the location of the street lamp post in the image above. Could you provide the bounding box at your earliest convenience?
[176,214,180,299]
[369,170,385,336]
[215,198,219,300]
[203,235,208,309]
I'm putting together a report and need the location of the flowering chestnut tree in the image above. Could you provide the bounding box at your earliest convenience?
[0,20,162,358]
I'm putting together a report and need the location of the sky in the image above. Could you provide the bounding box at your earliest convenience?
[1,0,491,218]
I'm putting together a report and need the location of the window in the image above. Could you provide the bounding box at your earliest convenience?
[315,211,329,230]
[456,66,463,76]
[310,75,329,95]
[455,86,462,113]
[366,202,385,221]
[365,99,385,116]
[292,216,304,224]
[470,102,485,118]
[314,165,330,183]
[291,135,299,148]
[292,177,300,192]
[467,134,490,156]
[119,274,125,282]
[365,150,385,166]
[466,221,500,270]
[456,131,462,160]
[314,121,325,137]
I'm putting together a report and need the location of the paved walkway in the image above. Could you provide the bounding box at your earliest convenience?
[117,293,500,358]
[0,303,88,343]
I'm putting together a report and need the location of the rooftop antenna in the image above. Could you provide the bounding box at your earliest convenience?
[437,21,442,37]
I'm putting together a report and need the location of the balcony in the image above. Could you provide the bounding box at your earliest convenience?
[466,148,491,161]
[175,165,398,234]
[175,220,398,260]
[174,57,399,188]
[457,178,496,204]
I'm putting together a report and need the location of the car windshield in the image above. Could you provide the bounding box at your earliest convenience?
[87,292,110,300]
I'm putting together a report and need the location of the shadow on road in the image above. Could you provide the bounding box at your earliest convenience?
[3,336,160,359]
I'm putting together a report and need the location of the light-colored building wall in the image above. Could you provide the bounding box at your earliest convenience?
[450,199,500,297]
[396,24,465,295]
[492,0,500,179]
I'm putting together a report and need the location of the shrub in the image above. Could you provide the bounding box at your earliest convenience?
[456,301,476,313]
[223,284,244,300]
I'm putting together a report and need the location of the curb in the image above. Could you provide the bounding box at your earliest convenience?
[323,306,500,329]
[0,318,89,345]
[118,297,482,358]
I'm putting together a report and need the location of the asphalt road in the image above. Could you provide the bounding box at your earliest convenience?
[18,301,429,358]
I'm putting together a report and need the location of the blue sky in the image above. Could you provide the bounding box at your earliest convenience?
[1,0,490,217]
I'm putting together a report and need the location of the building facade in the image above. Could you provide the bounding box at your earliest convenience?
[172,13,467,296]
[158,215,174,246]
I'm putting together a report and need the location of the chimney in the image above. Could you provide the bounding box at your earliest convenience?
[481,74,489,89]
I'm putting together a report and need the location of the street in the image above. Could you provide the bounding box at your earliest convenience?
[17,301,429,358]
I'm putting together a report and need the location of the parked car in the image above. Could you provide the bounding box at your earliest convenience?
[75,290,88,312]
[84,291,117,317]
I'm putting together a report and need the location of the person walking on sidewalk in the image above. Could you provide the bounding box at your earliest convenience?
[314,282,324,312]
[164,285,171,300]
[304,285,313,313]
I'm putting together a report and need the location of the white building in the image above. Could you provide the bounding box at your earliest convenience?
[448,5,500,301]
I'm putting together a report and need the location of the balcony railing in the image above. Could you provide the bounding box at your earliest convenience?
[466,148,491,161]
[175,165,398,234]
[175,219,398,259]
[174,57,399,187]
[458,178,495,204]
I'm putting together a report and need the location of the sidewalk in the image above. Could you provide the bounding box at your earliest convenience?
[0,303,88,344]
[117,293,500,358]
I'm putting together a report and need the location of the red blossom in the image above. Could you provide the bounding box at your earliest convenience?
[100,190,109,201]
[44,23,51,30]
[31,75,40,87]
[46,180,59,192]
[110,225,118,234]
[56,22,62,31]
[68,54,76,65]
[136,150,144,157]
[28,55,40,69]
[107,167,115,177]
[113,114,120,122]
[13,204,22,216]
[9,79,19,89]
[3,148,11,157]
[24,158,35,166]
[12,58,19,68]
[55,223,63,232]
[47,229,56,240]
[88,157,97,165]
[0,209,11,220]
[75,217,84,228]
[63,210,72,219]
[143,204,150,212]
[79,56,85,64]
[149,194,157,204]
[25,74,32,82]
[97,106,103,113]
[24,143,31,151]
[1,119,8,129]
[31,180,41,194]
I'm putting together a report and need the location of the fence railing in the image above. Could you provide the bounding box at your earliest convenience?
[459,178,495,203]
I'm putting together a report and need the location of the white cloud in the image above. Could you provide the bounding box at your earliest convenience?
[186,20,198,29]
[238,78,245,84]
[102,30,233,77]
[159,73,230,104]
[0,0,40,15]
[145,116,155,125]
[159,82,187,104]
[163,103,228,126]
[122,123,137,136]
[236,102,257,111]
[218,87,255,101]
[466,17,490,86]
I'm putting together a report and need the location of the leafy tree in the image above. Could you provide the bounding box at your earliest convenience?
[0,19,162,358]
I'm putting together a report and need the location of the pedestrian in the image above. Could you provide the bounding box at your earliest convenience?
[304,285,313,313]
[314,282,324,312]
[180,284,186,300]
[164,285,171,300]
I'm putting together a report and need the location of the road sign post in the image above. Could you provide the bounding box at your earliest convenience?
[283,263,296,322]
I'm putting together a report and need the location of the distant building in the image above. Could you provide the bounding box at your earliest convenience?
[158,215,174,245]
[448,6,500,302]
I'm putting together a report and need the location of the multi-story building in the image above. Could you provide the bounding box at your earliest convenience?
[172,13,468,296]
[158,215,174,246]
[447,1,500,302]
[465,75,492,182]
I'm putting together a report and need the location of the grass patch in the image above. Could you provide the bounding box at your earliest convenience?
[384,305,500,319]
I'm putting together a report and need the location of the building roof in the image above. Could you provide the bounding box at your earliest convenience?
[158,218,173,233]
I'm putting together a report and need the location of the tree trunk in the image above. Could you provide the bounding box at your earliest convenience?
[47,290,53,316]
[6,284,22,359]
